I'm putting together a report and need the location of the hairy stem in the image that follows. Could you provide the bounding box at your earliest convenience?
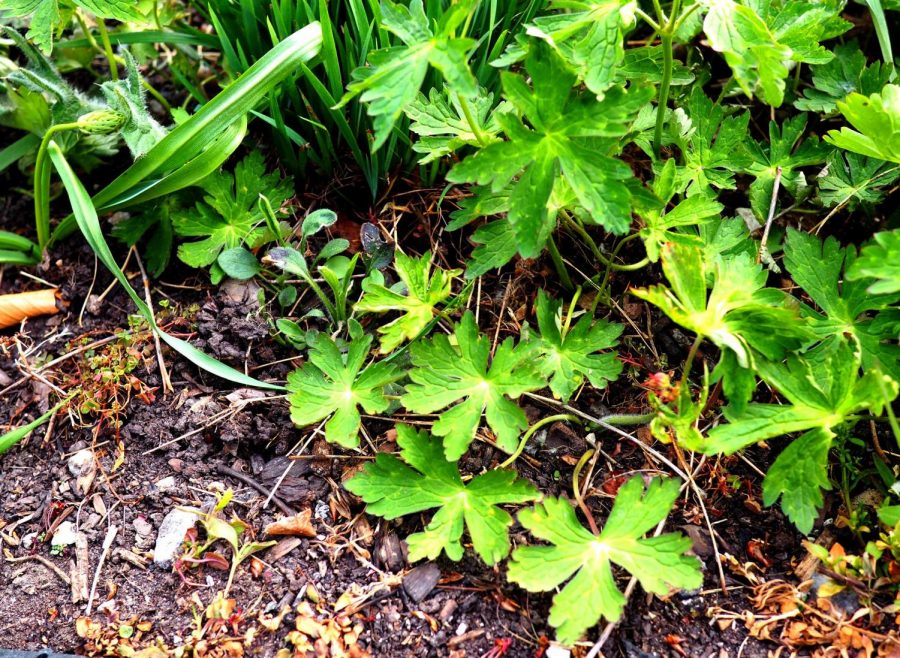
[457,93,488,147]
[34,123,81,251]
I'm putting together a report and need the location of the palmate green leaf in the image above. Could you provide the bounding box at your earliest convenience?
[817,151,900,211]
[508,477,701,645]
[526,290,623,402]
[705,340,897,532]
[631,243,811,410]
[639,159,724,262]
[794,41,894,114]
[523,0,636,96]
[825,84,900,163]
[338,0,477,151]
[402,311,544,461]
[356,251,461,353]
[111,196,179,277]
[287,333,404,448]
[702,0,850,107]
[345,425,539,564]
[672,89,751,198]
[447,43,651,258]
[172,151,291,277]
[405,88,500,164]
[847,230,900,295]
[744,114,828,218]
[784,228,900,383]
[47,142,284,391]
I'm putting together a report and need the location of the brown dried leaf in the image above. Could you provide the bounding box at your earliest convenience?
[264,509,316,537]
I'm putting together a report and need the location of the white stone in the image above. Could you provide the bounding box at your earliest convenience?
[152,508,199,567]
[51,521,78,547]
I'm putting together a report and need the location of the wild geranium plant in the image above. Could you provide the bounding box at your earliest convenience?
[5,0,900,649]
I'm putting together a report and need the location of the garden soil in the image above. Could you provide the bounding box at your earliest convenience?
[0,183,879,658]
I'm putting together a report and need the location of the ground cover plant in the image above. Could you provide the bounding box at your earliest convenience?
[0,0,899,655]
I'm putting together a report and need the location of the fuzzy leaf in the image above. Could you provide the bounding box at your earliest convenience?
[356,251,461,353]
[402,311,544,460]
[345,425,539,563]
[287,333,404,448]
[508,478,701,644]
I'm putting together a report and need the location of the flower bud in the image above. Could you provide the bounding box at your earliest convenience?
[76,110,126,135]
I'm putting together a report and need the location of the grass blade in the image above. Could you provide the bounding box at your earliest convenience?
[0,134,40,174]
[0,399,67,455]
[47,142,285,392]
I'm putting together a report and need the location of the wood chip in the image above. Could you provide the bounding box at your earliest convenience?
[264,509,316,537]
[70,531,90,603]
[267,537,302,562]
[402,563,441,603]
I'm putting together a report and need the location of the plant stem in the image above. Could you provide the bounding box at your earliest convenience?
[96,19,119,81]
[546,235,574,291]
[34,123,81,251]
[679,334,703,393]
[573,449,601,535]
[653,31,674,156]
[457,93,489,147]
[499,414,580,469]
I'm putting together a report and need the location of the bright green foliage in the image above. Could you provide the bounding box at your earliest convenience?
[702,0,849,107]
[172,152,291,282]
[517,0,637,95]
[527,290,623,402]
[287,333,404,448]
[817,152,900,211]
[405,88,500,164]
[338,0,477,150]
[356,251,461,353]
[744,114,828,218]
[639,159,724,262]
[345,425,539,563]
[847,230,900,295]
[1,0,144,53]
[784,228,900,383]
[671,89,751,198]
[402,311,544,461]
[705,341,896,532]
[632,242,810,407]
[447,43,651,258]
[794,41,894,114]
[507,478,702,644]
[825,84,900,163]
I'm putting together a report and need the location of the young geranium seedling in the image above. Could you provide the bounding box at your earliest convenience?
[402,311,544,461]
[526,290,623,403]
[287,332,404,448]
[345,425,539,564]
[355,251,461,353]
[507,477,701,645]
[447,42,651,258]
[172,151,291,283]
